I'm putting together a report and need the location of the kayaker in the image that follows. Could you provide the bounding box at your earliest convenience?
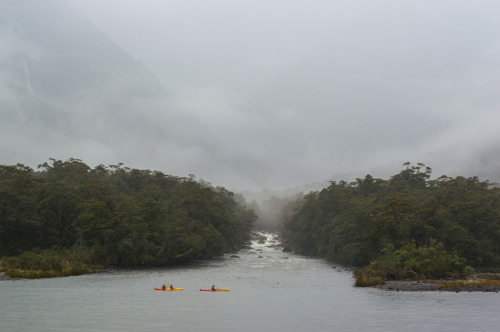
[170,285,174,290]
[211,285,216,290]
[162,284,166,290]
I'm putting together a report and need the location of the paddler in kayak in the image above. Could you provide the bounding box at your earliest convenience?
[162,284,166,290]
[170,285,174,290]
[212,285,216,290]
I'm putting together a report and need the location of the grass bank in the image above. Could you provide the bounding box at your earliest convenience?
[0,247,101,279]
[427,275,500,289]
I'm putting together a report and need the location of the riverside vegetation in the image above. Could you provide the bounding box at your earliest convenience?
[281,163,500,287]
[3,159,500,288]
[0,159,256,278]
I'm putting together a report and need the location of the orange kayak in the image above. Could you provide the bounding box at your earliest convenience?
[155,288,183,291]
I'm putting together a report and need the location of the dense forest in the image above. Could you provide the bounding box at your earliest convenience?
[4,159,500,282]
[0,159,256,277]
[282,163,500,282]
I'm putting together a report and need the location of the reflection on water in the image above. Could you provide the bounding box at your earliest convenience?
[1,233,499,331]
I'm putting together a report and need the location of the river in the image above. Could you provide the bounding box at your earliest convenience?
[1,233,499,331]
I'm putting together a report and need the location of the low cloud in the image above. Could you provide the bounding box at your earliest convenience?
[2,0,500,191]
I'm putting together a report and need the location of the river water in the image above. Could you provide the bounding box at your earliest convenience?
[1,233,499,331]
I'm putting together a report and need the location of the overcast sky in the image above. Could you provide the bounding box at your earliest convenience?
[3,1,500,191]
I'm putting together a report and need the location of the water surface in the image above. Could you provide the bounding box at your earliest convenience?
[1,234,499,331]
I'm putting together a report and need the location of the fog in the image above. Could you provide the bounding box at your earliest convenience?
[2,0,500,192]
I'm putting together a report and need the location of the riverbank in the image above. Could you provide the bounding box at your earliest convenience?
[0,272,18,281]
[374,278,500,293]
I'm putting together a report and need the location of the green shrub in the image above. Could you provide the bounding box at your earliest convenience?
[0,246,96,279]
[355,276,386,287]
[354,242,473,282]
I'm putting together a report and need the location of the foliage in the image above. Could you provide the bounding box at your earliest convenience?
[0,159,256,271]
[429,279,500,289]
[354,274,386,287]
[282,163,500,280]
[0,246,95,278]
[357,242,471,281]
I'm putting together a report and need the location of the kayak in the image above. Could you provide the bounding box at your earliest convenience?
[200,289,230,291]
[155,288,183,291]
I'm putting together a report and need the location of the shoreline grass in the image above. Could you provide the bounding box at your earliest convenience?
[476,273,500,281]
[2,267,93,279]
[426,278,500,289]
[0,247,99,279]
[355,276,386,287]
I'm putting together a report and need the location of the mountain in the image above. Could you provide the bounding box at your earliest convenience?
[1,0,166,96]
[1,0,170,161]
[0,0,281,190]
[0,1,209,177]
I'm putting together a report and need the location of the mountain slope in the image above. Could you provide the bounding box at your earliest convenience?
[0,0,279,190]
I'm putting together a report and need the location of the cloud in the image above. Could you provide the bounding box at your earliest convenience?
[2,0,500,191]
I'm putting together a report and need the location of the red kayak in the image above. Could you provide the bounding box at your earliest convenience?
[200,289,230,291]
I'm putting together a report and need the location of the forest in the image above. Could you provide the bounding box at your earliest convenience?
[0,159,256,278]
[282,163,500,283]
[3,159,500,283]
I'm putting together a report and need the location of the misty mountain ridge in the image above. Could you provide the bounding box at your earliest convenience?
[1,0,165,98]
[1,0,169,150]
[1,0,292,191]
[1,0,499,192]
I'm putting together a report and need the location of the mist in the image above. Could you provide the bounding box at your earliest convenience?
[2,0,500,195]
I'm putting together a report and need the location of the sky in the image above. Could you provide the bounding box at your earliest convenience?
[2,0,500,191]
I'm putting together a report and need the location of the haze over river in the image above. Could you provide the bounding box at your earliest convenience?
[1,233,499,331]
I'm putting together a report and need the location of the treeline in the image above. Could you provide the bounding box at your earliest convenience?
[282,163,500,281]
[0,158,256,271]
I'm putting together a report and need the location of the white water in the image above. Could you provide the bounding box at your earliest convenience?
[1,233,499,331]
